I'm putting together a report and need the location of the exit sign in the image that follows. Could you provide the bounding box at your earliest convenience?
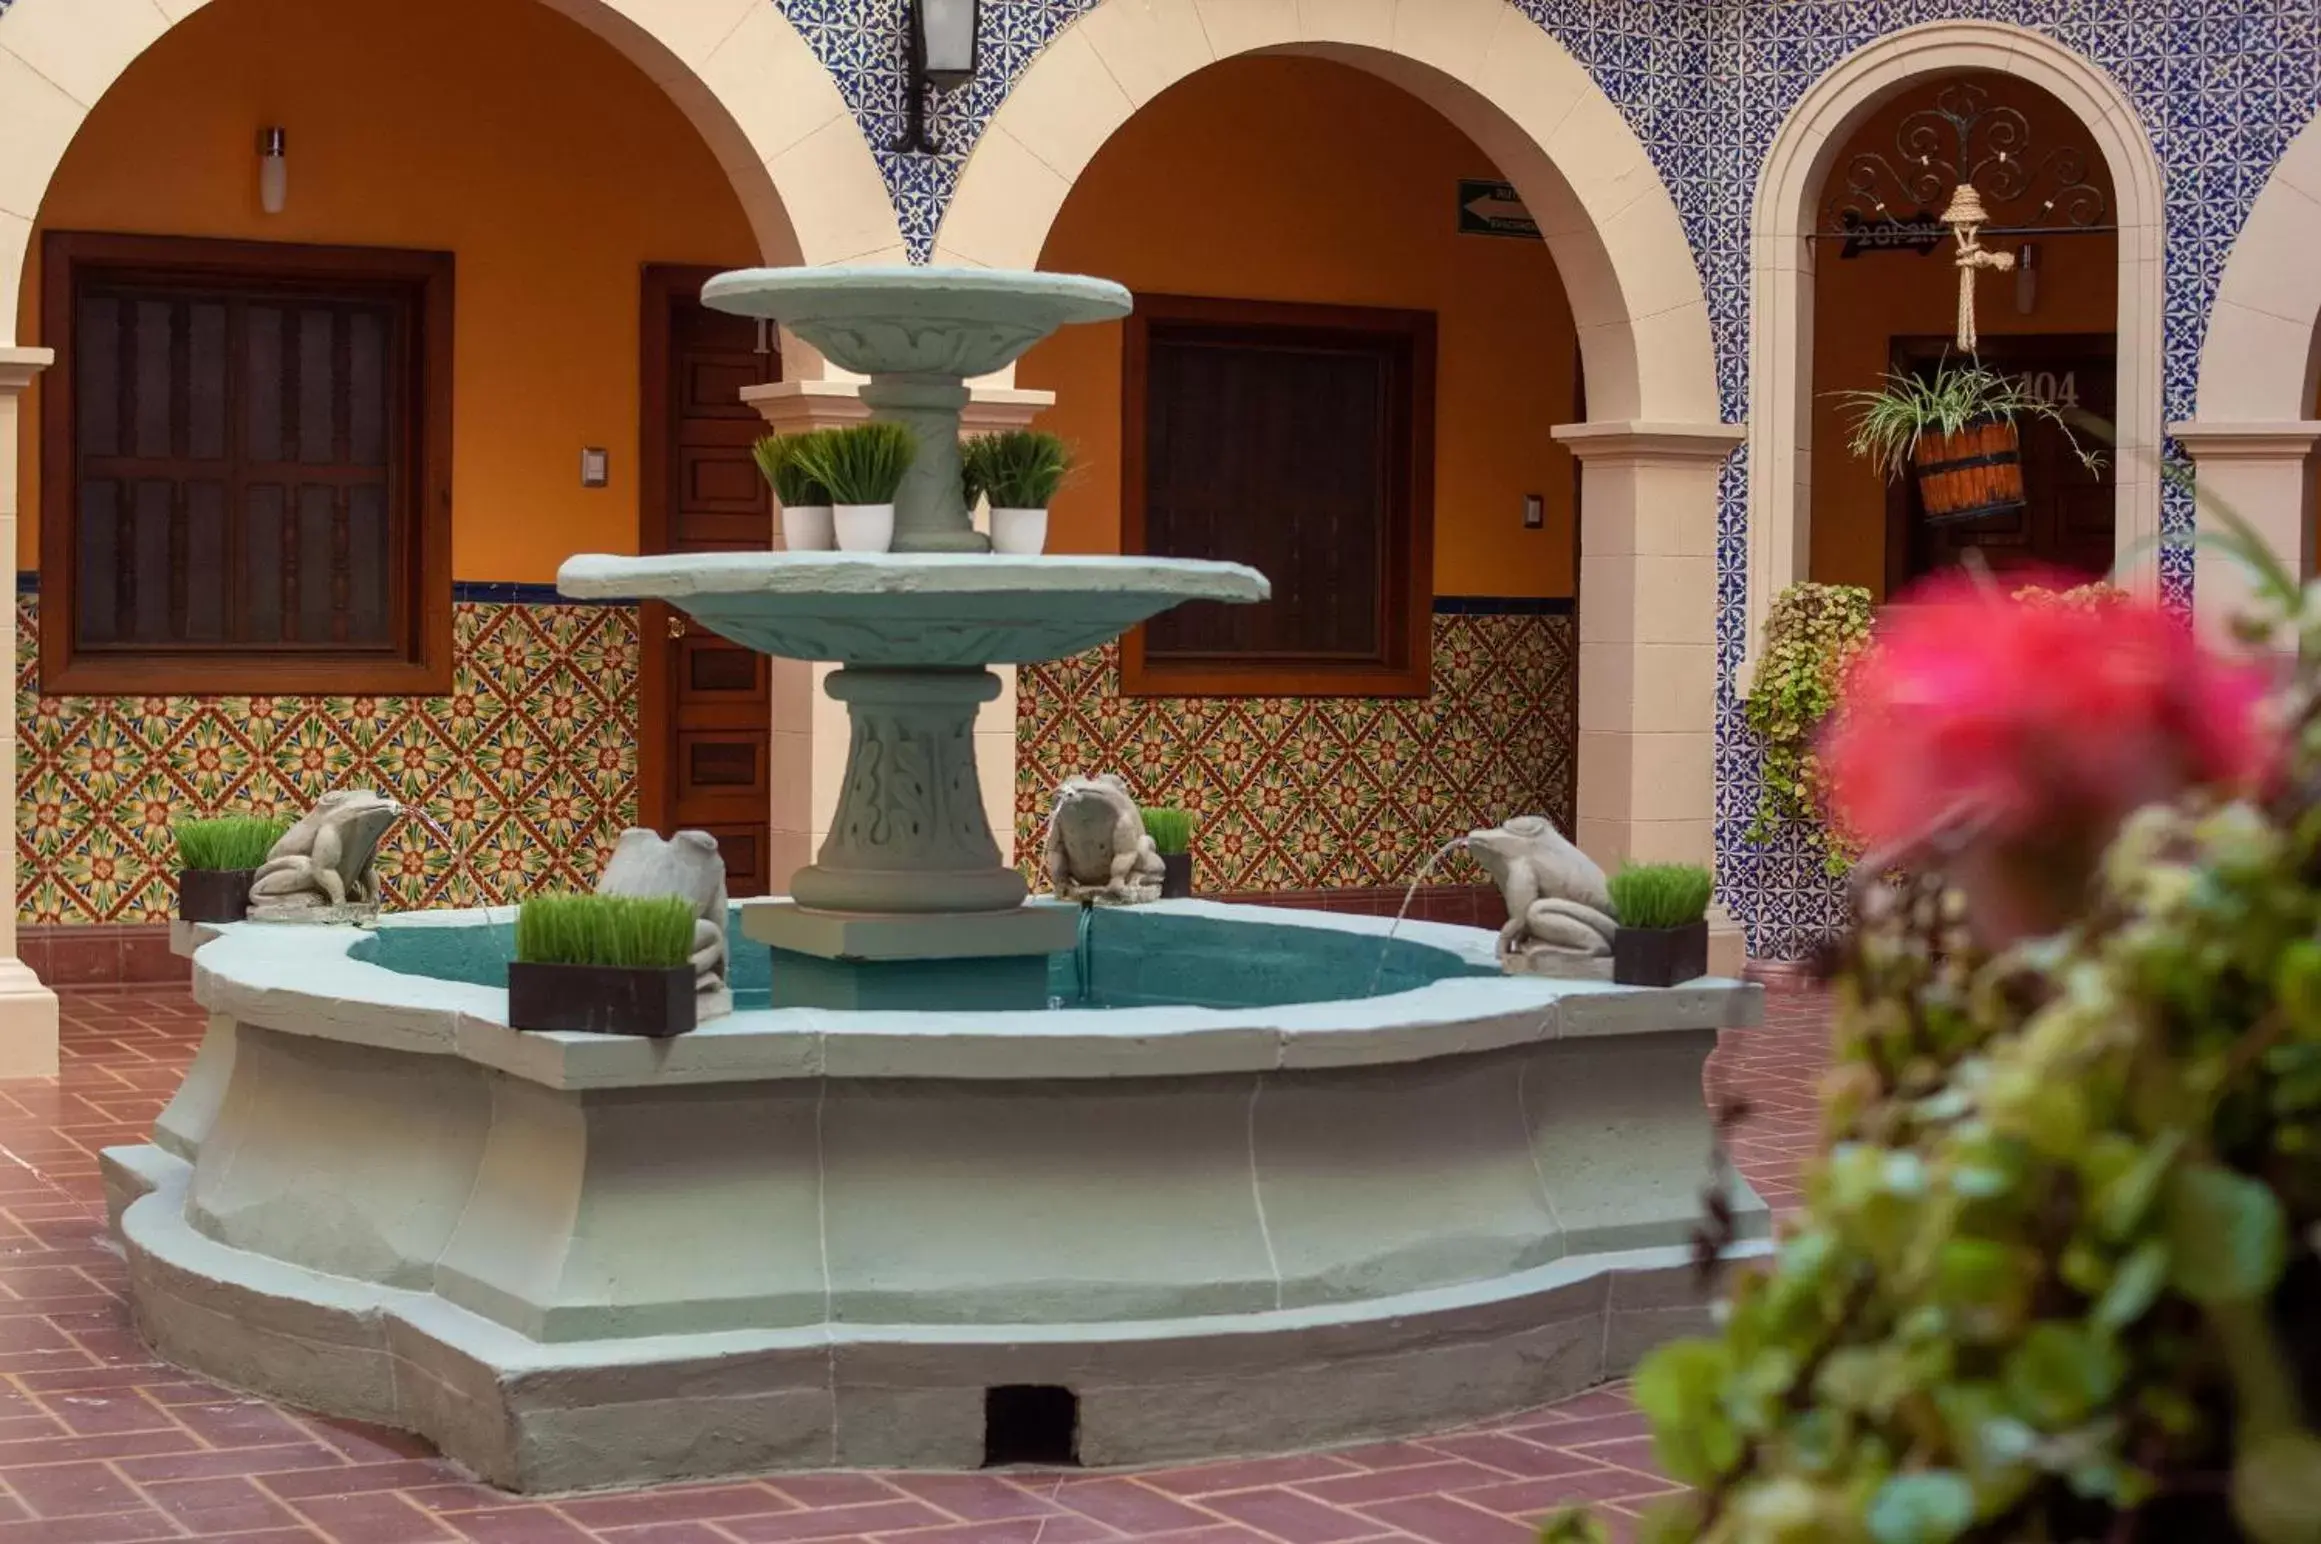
[1458,179,1539,239]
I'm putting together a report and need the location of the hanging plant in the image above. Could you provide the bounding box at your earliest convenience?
[1744,582,1875,876]
[1835,360,2103,525]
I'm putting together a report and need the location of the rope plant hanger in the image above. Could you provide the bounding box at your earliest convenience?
[1817,79,2112,350]
[1820,81,2114,526]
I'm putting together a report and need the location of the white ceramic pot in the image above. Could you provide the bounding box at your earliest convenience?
[780,504,835,552]
[989,506,1049,557]
[834,503,895,553]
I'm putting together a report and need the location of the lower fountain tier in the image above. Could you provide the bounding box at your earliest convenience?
[112,909,1768,1491]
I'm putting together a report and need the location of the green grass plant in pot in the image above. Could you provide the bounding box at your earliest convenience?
[1835,357,2101,524]
[751,431,835,552]
[962,430,1073,556]
[172,814,290,923]
[1606,862,1713,987]
[508,892,700,1038]
[1141,806,1195,899]
[794,422,915,553]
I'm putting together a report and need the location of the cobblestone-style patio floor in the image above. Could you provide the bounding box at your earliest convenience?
[0,987,1830,1544]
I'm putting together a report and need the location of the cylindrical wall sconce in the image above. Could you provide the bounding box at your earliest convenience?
[259,127,288,215]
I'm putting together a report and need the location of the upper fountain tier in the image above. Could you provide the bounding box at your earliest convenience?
[699,265,1133,555]
[556,550,1268,669]
[702,265,1130,380]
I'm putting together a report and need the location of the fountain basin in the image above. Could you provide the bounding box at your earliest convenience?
[702,266,1130,380]
[107,904,1767,1491]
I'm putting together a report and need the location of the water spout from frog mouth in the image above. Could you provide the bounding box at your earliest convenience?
[1365,836,1472,996]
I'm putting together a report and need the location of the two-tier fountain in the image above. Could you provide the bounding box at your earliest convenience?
[100,266,1767,1494]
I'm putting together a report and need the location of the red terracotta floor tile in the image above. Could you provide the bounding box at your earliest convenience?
[0,985,1834,1543]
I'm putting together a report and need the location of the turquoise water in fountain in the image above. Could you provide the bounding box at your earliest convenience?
[347,905,1497,1011]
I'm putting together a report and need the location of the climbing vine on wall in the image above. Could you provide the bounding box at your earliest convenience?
[1744,582,1875,877]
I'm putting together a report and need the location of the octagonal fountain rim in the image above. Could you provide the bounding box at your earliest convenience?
[179,901,1761,1092]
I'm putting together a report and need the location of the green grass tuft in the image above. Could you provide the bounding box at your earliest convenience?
[515,893,696,970]
[1141,806,1194,856]
[173,815,290,871]
[961,430,1073,510]
[1608,863,1713,930]
[751,431,833,507]
[794,422,916,505]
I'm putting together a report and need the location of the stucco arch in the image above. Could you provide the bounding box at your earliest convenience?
[2174,112,2321,629]
[0,0,904,344]
[934,0,1719,427]
[939,0,1740,920]
[1744,20,2168,660]
[2195,112,2321,423]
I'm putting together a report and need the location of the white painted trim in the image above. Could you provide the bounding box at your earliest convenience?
[1744,20,2169,662]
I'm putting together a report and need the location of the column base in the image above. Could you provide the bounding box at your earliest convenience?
[0,959,59,1078]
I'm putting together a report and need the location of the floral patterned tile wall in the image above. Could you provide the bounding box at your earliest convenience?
[1014,612,1576,895]
[13,591,641,926]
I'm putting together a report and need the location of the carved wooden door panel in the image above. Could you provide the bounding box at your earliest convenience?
[638,265,777,898]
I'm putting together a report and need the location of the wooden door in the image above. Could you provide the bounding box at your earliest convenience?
[1887,333,2117,590]
[637,265,777,898]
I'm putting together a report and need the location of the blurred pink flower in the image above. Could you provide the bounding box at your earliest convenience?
[1821,573,2277,940]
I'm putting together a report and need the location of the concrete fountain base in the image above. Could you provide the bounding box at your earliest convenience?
[106,905,1768,1492]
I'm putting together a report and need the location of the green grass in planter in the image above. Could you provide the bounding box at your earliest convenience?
[1607,863,1713,930]
[174,815,290,871]
[751,431,832,508]
[514,894,696,970]
[794,422,915,505]
[1141,807,1193,857]
[962,429,1072,509]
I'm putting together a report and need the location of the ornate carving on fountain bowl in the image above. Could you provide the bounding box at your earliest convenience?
[787,318,1054,379]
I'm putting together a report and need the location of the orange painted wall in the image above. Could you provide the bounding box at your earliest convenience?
[1808,75,2118,596]
[1020,55,1581,598]
[14,0,759,582]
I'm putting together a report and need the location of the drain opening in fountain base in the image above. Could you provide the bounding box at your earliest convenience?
[984,1385,1081,1468]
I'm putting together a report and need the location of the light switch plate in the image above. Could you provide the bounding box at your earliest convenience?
[1522,493,1544,529]
[581,447,609,488]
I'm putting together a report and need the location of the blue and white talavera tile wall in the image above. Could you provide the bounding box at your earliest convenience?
[775,0,2321,959]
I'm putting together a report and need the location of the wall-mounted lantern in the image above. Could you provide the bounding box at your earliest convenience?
[895,0,978,154]
[258,127,288,215]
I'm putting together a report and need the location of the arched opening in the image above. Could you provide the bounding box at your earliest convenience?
[1806,73,2120,596]
[1746,21,2166,667]
[0,0,885,996]
[1014,52,1582,899]
[941,0,1735,922]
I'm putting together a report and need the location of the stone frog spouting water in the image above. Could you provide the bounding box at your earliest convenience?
[1046,774,1166,906]
[247,789,402,921]
[1464,814,1620,974]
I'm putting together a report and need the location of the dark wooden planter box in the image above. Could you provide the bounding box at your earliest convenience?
[177,869,254,924]
[1612,921,1709,988]
[1159,852,1194,900]
[506,962,696,1038]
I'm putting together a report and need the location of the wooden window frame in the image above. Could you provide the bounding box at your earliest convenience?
[1120,293,1436,699]
[39,230,455,696]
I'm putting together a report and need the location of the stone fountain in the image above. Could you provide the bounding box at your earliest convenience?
[100,267,1768,1493]
[561,265,1267,1009]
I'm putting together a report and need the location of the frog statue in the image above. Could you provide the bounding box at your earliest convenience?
[597,827,732,1020]
[1046,773,1166,905]
[1464,815,1620,976]
[247,789,402,921]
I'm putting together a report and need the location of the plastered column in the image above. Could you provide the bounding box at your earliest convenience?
[741,371,1055,889]
[1553,420,1745,968]
[2171,421,2321,643]
[0,350,57,1076]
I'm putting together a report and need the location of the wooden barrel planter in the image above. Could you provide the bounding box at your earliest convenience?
[1912,416,2026,524]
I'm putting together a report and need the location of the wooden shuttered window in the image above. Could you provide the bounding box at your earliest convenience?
[40,232,453,695]
[1121,294,1435,698]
